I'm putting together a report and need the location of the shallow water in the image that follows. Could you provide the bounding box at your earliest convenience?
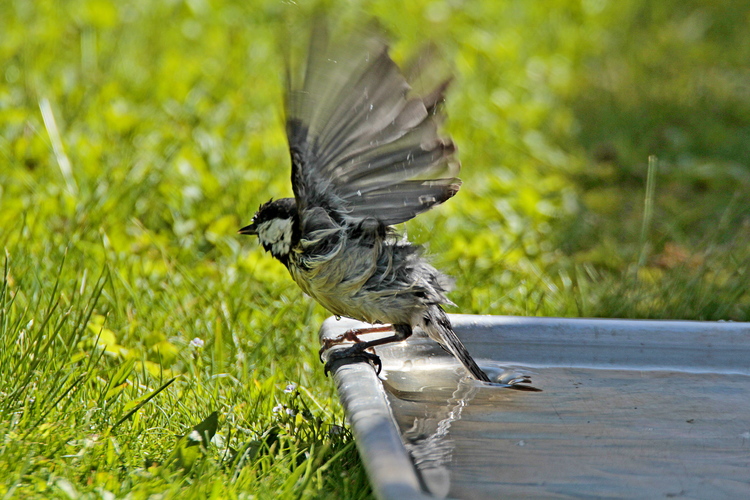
[321,316,750,499]
[382,363,750,499]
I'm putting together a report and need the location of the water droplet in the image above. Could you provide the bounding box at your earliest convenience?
[335,315,341,321]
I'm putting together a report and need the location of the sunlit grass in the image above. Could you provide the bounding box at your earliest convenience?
[1,0,749,497]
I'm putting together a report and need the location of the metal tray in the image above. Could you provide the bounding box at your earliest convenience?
[320,314,750,499]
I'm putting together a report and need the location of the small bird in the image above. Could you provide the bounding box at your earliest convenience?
[239,19,491,382]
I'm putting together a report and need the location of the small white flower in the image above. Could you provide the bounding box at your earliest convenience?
[285,408,296,416]
[284,383,297,393]
[190,337,205,348]
[272,404,283,414]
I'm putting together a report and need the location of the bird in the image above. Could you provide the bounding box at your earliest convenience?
[239,18,492,382]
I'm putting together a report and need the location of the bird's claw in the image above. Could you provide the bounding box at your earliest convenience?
[318,345,327,363]
[319,329,364,362]
[323,345,382,376]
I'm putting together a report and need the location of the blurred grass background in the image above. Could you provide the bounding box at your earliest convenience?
[1,0,749,497]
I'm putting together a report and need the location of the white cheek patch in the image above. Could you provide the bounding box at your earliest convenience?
[258,218,293,256]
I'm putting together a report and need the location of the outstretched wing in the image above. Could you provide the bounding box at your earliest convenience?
[286,19,460,227]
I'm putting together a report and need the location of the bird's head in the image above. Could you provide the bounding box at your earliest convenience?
[239,198,298,262]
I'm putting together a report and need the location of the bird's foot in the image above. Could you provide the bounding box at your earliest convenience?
[323,343,382,377]
[318,324,393,362]
[318,329,363,362]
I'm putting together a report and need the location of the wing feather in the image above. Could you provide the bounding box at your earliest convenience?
[286,18,460,227]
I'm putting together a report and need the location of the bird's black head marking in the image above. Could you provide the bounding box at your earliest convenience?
[239,198,297,233]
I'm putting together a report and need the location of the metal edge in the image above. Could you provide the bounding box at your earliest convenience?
[320,317,434,500]
[449,313,750,334]
[449,314,750,374]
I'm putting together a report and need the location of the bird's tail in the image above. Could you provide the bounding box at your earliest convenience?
[425,306,491,382]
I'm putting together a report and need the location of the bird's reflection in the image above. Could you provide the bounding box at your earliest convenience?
[399,376,481,498]
[382,363,539,498]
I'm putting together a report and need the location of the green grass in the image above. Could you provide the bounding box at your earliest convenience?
[1,0,749,497]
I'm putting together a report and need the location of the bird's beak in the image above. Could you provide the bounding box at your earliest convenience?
[238,222,258,235]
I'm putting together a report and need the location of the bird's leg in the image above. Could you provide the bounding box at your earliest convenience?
[318,324,394,361]
[324,324,412,376]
